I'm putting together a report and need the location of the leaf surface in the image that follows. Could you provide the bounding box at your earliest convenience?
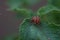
[19,19,48,40]
[38,5,60,26]
[37,5,60,40]
[15,9,33,19]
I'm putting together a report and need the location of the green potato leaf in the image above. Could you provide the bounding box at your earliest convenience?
[37,4,60,40]
[37,5,57,17]
[37,5,60,26]
[5,18,60,40]
[45,9,60,26]
[19,18,60,40]
[19,18,48,40]
[41,22,60,40]
[15,9,33,19]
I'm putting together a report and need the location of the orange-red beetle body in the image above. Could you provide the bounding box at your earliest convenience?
[31,16,40,24]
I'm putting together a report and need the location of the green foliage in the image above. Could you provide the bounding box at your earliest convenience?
[37,5,60,26]
[19,18,48,40]
[14,8,33,19]
[45,10,60,26]
[17,15,60,40]
[37,4,60,40]
[5,0,60,40]
[41,22,60,40]
[37,5,57,17]
[48,0,60,8]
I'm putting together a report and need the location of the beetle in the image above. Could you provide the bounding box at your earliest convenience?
[31,16,40,24]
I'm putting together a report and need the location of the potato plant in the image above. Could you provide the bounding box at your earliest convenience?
[5,0,60,40]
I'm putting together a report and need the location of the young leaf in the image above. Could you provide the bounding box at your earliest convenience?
[37,5,57,17]
[48,0,60,8]
[37,5,60,26]
[41,22,60,40]
[15,9,33,19]
[19,18,48,40]
[45,9,60,26]
[37,4,60,40]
